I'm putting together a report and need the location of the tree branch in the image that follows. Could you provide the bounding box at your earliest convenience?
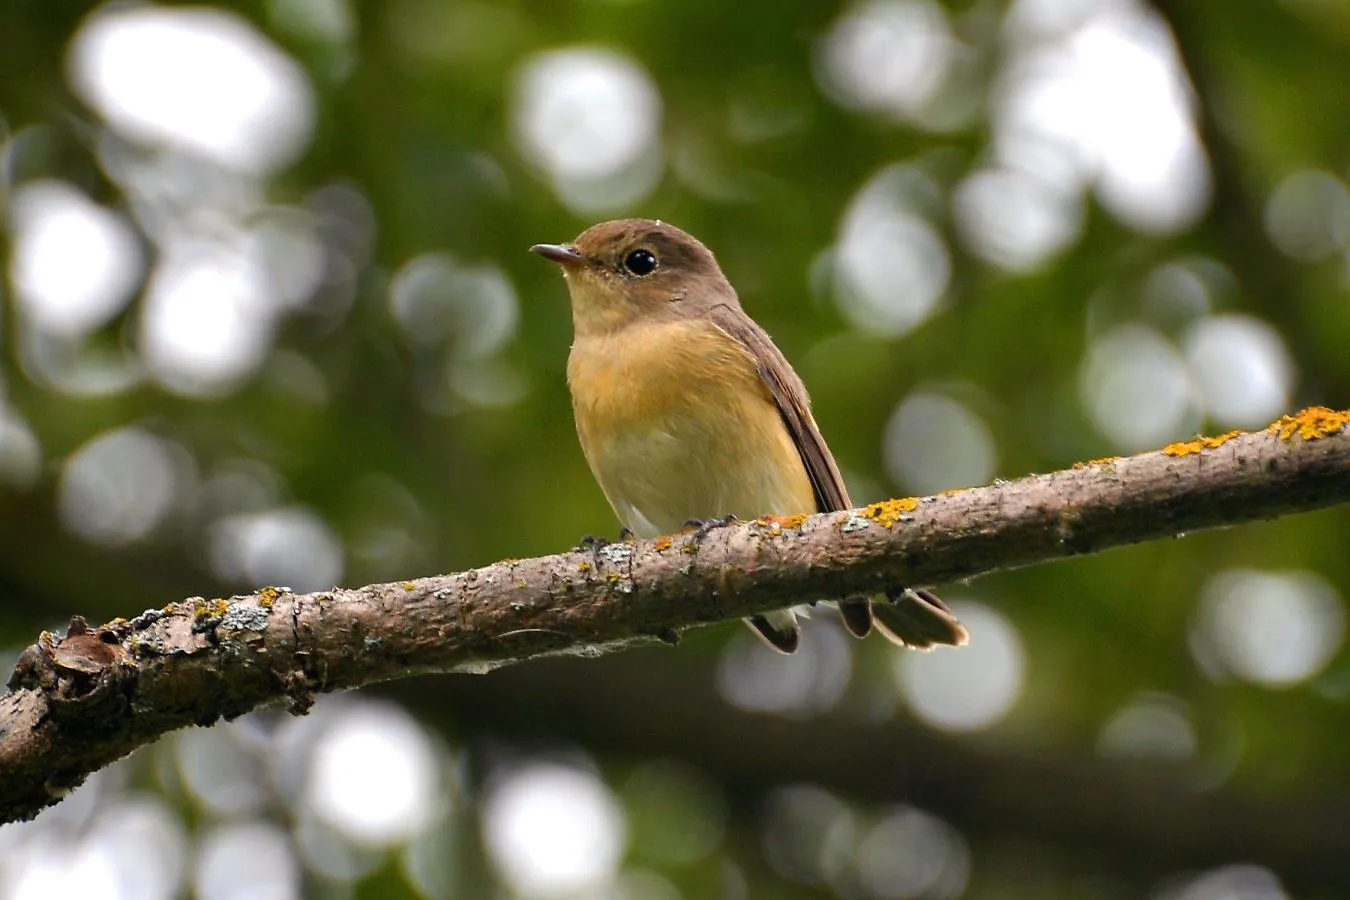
[2,407,1347,824]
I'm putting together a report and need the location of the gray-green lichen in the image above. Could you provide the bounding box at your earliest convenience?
[219,603,270,633]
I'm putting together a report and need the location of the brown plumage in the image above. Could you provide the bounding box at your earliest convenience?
[532,218,967,653]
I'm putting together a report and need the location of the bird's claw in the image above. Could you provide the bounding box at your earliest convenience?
[573,534,610,553]
[682,514,738,542]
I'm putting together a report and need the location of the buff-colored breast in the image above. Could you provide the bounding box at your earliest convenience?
[567,318,816,538]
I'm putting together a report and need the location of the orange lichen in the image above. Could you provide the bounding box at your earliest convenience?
[1073,456,1121,468]
[757,513,809,529]
[194,598,230,620]
[861,497,919,529]
[1162,431,1242,457]
[577,560,593,572]
[653,536,674,551]
[1268,406,1350,442]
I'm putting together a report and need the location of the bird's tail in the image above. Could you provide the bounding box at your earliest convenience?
[837,598,873,638]
[745,591,966,653]
[871,589,969,650]
[746,609,800,653]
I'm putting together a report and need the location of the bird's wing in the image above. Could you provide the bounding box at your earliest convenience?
[708,304,873,641]
[707,304,850,513]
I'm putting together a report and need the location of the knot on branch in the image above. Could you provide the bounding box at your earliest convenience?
[6,617,138,726]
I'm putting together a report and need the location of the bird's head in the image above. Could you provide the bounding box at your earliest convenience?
[532,219,736,336]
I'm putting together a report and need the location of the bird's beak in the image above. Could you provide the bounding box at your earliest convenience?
[530,243,587,268]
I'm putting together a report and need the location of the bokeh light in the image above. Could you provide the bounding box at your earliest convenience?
[1191,569,1345,687]
[194,822,300,900]
[291,812,382,884]
[1152,863,1289,900]
[1081,323,1197,451]
[760,785,858,888]
[512,47,662,212]
[8,179,142,337]
[400,816,460,900]
[139,237,312,397]
[58,427,190,546]
[482,761,627,897]
[390,253,519,354]
[952,167,1084,271]
[389,251,528,409]
[304,700,443,846]
[69,5,314,173]
[606,869,684,900]
[760,789,968,897]
[896,600,1024,731]
[716,616,854,718]
[833,165,950,337]
[269,0,356,49]
[174,724,269,818]
[998,0,1210,234]
[1097,693,1198,760]
[1264,169,1350,263]
[209,506,344,592]
[198,458,286,519]
[0,410,42,489]
[856,806,969,899]
[816,0,956,123]
[2,796,187,900]
[1140,258,1218,326]
[1183,314,1293,427]
[883,389,997,495]
[0,697,463,899]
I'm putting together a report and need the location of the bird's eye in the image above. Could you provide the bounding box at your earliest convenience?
[623,248,658,277]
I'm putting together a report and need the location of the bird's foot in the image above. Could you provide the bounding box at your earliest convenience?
[682,514,738,542]
[573,534,610,553]
[574,529,639,567]
[573,527,634,553]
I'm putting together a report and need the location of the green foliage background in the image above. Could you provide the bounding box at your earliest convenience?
[2,0,1350,898]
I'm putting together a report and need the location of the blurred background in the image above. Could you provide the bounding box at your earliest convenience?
[1,0,1349,897]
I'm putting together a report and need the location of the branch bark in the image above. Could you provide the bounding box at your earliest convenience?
[1,407,1347,824]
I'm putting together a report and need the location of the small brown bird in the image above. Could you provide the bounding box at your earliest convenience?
[532,218,967,653]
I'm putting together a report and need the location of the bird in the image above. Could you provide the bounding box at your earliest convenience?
[532,218,967,653]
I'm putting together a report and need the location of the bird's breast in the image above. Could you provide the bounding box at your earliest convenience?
[567,319,816,537]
